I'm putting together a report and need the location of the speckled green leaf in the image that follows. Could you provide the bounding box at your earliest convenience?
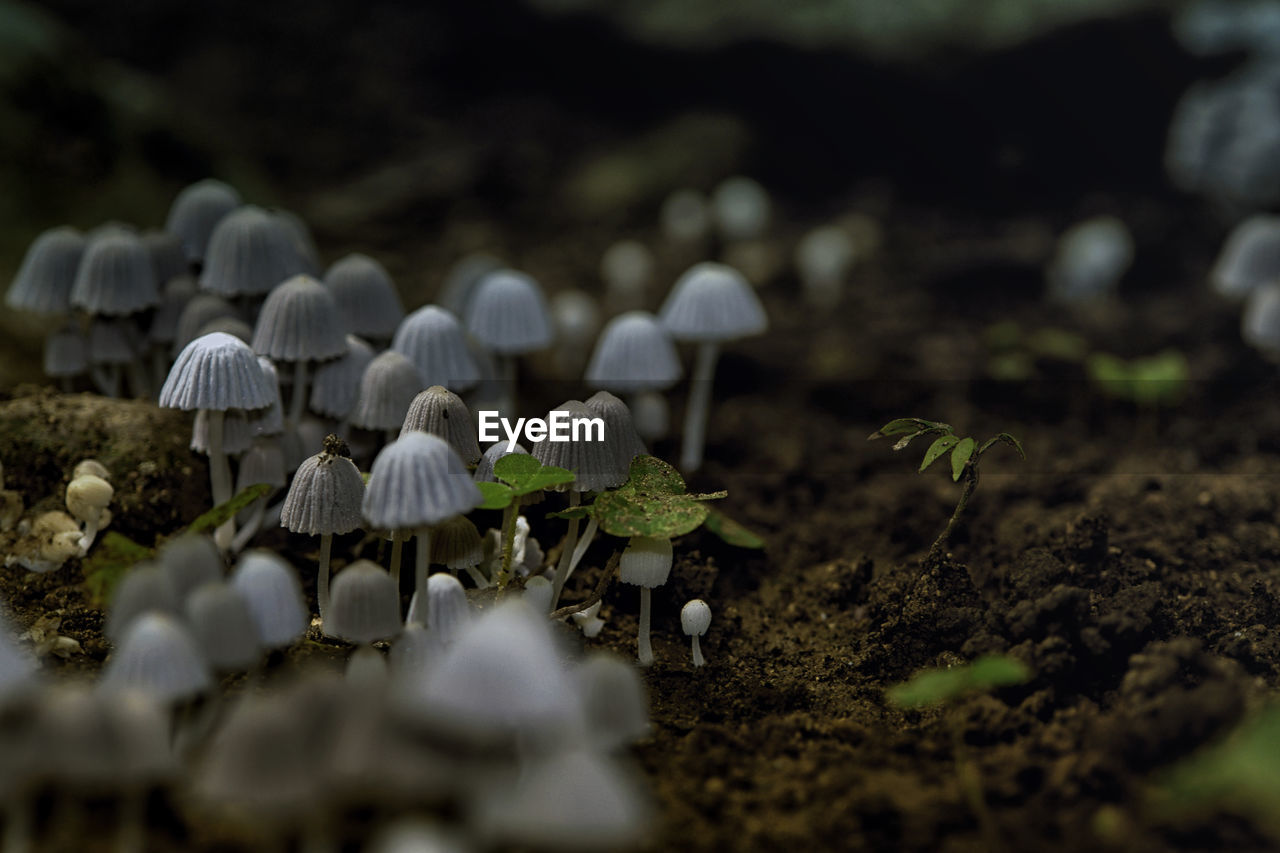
[920,435,960,472]
[593,489,710,538]
[620,455,687,496]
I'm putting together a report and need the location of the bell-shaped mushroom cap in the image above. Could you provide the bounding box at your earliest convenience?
[585,312,682,393]
[311,334,376,418]
[531,400,619,492]
[712,175,771,241]
[659,262,767,342]
[405,573,471,645]
[236,438,287,491]
[280,436,365,536]
[173,293,239,357]
[551,289,602,348]
[144,230,189,287]
[393,599,581,740]
[105,561,179,644]
[618,536,672,588]
[1046,216,1134,304]
[324,253,405,339]
[660,188,711,244]
[156,534,224,603]
[45,328,88,377]
[100,613,212,703]
[584,391,646,475]
[6,226,85,315]
[1211,214,1280,300]
[522,575,554,614]
[391,305,482,391]
[428,516,483,570]
[251,274,347,362]
[351,351,425,431]
[600,240,655,308]
[473,749,651,851]
[160,332,277,412]
[199,205,307,297]
[185,582,263,671]
[363,432,482,531]
[190,408,254,455]
[474,440,528,483]
[464,270,554,355]
[230,550,308,650]
[66,475,112,525]
[680,599,711,636]
[438,252,503,317]
[326,560,402,644]
[149,275,198,345]
[575,653,650,751]
[1243,282,1280,352]
[402,385,481,463]
[87,318,138,366]
[165,178,242,263]
[70,230,160,316]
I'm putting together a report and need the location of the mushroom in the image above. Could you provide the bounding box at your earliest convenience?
[156,534,224,605]
[230,550,309,652]
[522,575,554,615]
[279,435,365,623]
[164,178,242,266]
[325,559,402,684]
[391,305,483,394]
[584,311,682,441]
[401,385,481,464]
[796,225,856,309]
[310,334,376,423]
[5,510,84,573]
[464,270,553,417]
[1046,216,1134,305]
[105,561,179,644]
[6,225,86,316]
[184,582,263,673]
[99,612,212,704]
[711,175,771,242]
[198,205,308,301]
[619,536,673,666]
[574,653,650,751]
[659,262,767,473]
[550,289,602,378]
[72,232,160,398]
[438,251,503,317]
[600,239,655,314]
[405,572,472,659]
[1211,214,1280,301]
[660,188,711,248]
[428,515,485,584]
[349,350,425,445]
[324,253,405,344]
[44,326,88,392]
[160,332,276,550]
[65,473,112,551]
[87,316,144,398]
[680,599,711,668]
[1243,282,1280,355]
[172,293,238,358]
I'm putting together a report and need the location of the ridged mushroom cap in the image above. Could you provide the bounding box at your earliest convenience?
[160,332,276,412]
[185,582,262,672]
[530,400,619,492]
[324,253,405,339]
[618,536,672,588]
[401,385,481,464]
[390,305,481,391]
[230,550,308,650]
[310,335,376,419]
[6,226,85,315]
[172,293,238,357]
[464,270,553,355]
[1212,214,1280,300]
[350,351,425,432]
[251,274,347,362]
[70,231,160,316]
[247,358,284,437]
[584,391,646,478]
[199,205,307,297]
[428,515,483,569]
[100,613,211,703]
[165,179,241,263]
[280,437,365,536]
[659,262,767,342]
[45,328,88,377]
[405,573,471,645]
[325,560,402,644]
[363,432,482,531]
[585,311,682,392]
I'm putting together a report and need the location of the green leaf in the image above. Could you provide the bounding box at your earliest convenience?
[476,481,515,510]
[979,432,1026,461]
[82,532,153,607]
[548,505,593,521]
[887,654,1031,708]
[950,437,975,481]
[512,465,575,496]
[704,508,766,549]
[920,435,960,472]
[688,490,728,502]
[493,453,541,484]
[619,455,686,496]
[593,489,710,538]
[185,483,273,535]
[870,417,948,439]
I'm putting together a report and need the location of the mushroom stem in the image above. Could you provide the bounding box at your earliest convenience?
[566,515,598,580]
[79,517,103,553]
[317,532,332,623]
[229,495,267,553]
[414,527,433,609]
[679,341,719,473]
[691,634,705,667]
[637,587,654,666]
[206,409,235,551]
[389,536,404,587]
[288,360,308,434]
[550,491,582,610]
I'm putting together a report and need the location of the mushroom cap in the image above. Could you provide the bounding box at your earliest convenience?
[1212,214,1280,300]
[464,270,554,355]
[236,438,287,490]
[156,534,224,603]
[660,188,711,244]
[711,175,771,241]
[272,209,320,274]
[172,293,239,357]
[600,239,655,303]
[659,262,767,342]
[251,274,347,362]
[530,400,620,492]
[310,334,376,418]
[100,613,212,703]
[73,459,111,481]
[680,599,712,636]
[575,653,650,751]
[583,391,646,475]
[438,251,503,317]
[324,253,405,339]
[350,350,425,432]
[391,305,482,391]
[66,475,112,524]
[325,560,402,644]
[230,550,308,650]
[1046,216,1134,304]
[185,582,263,671]
[618,536,672,588]
[70,230,160,316]
[1243,282,1280,352]
[44,328,88,377]
[363,432,482,531]
[428,515,484,570]
[148,275,198,344]
[551,289,602,347]
[87,318,138,366]
[6,226,85,315]
[585,311,682,392]
[160,332,277,412]
[105,561,179,644]
[143,229,189,287]
[200,205,308,297]
[280,445,365,536]
[521,575,554,614]
[402,385,481,464]
[165,179,241,263]
[405,573,471,648]
[796,224,856,283]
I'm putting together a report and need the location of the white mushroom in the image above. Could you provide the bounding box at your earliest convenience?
[680,599,712,668]
[66,474,113,551]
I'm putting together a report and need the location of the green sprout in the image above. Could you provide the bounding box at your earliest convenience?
[476,454,575,588]
[869,418,1025,566]
[1086,349,1189,408]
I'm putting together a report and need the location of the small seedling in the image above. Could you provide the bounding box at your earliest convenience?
[869,418,1025,566]
[476,454,575,588]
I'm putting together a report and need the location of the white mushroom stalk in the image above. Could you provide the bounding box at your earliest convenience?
[681,599,712,668]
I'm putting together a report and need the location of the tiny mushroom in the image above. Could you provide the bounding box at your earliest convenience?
[401,385,481,464]
[164,178,242,265]
[65,473,112,552]
[349,350,425,444]
[680,599,712,668]
[324,253,405,343]
[600,239,656,314]
[584,311,682,441]
[310,334,376,422]
[325,559,402,682]
[99,612,212,704]
[390,305,482,393]
[199,205,308,300]
[1210,214,1280,301]
[230,550,309,652]
[464,270,553,416]
[619,536,673,666]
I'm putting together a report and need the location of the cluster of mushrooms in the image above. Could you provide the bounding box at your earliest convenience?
[0,173,797,850]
